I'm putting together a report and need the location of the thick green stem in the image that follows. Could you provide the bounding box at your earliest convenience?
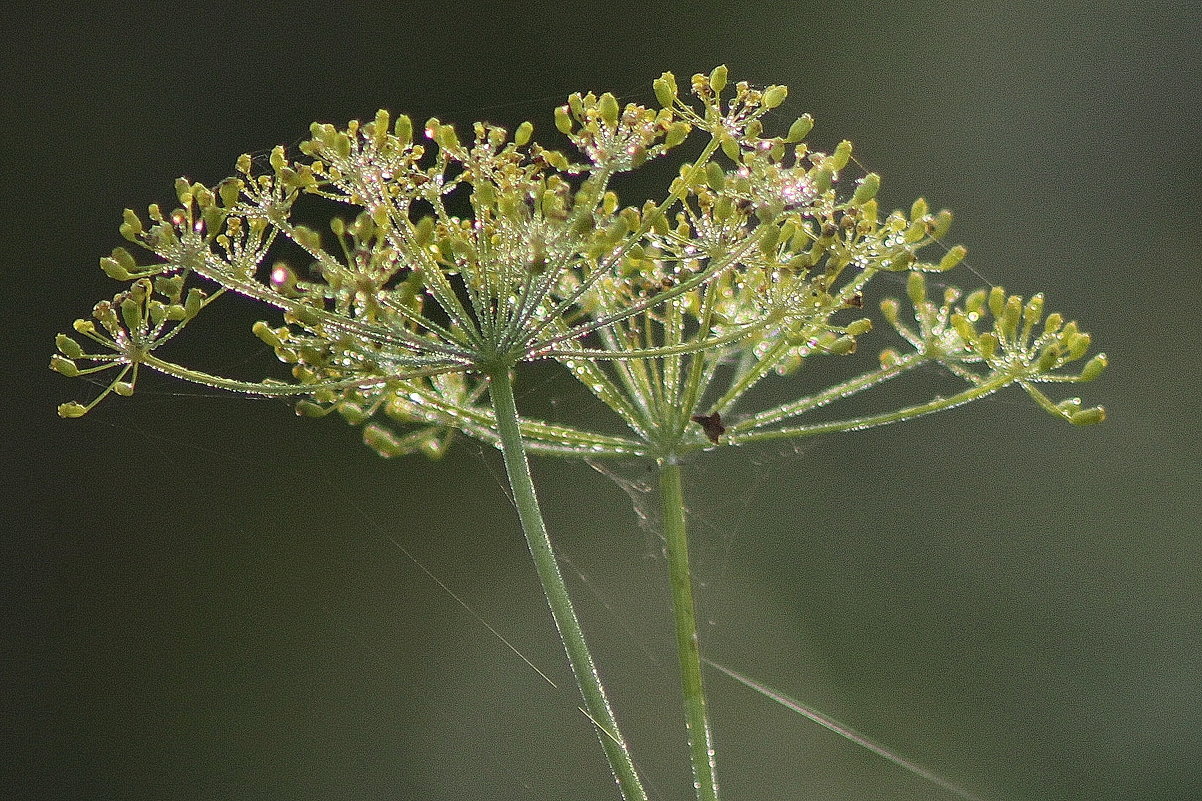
[658,459,720,801]
[487,367,648,801]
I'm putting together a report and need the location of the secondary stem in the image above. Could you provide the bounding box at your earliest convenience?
[658,459,720,801]
[487,367,648,801]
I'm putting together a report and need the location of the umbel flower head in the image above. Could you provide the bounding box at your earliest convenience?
[53,66,1106,458]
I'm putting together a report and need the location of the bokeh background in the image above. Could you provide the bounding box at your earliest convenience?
[4,2,1198,800]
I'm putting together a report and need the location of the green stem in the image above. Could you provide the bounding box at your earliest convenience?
[727,368,1022,445]
[487,367,648,801]
[658,459,720,801]
[724,350,929,434]
[139,352,465,395]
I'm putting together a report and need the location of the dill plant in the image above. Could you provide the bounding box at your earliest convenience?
[52,66,1106,801]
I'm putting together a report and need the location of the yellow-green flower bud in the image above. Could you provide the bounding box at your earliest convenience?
[215,179,240,208]
[56,334,84,359]
[514,120,533,146]
[1066,332,1092,360]
[1080,353,1107,381]
[120,298,141,332]
[57,402,88,418]
[372,109,390,148]
[654,75,677,107]
[292,226,321,252]
[333,132,351,159]
[99,256,131,281]
[543,149,569,170]
[1043,312,1064,335]
[808,164,833,194]
[115,248,138,270]
[308,122,332,144]
[859,199,879,226]
[148,300,168,326]
[827,335,857,355]
[601,190,620,215]
[999,295,1022,339]
[846,318,873,336]
[271,165,295,190]
[706,161,726,191]
[830,140,852,171]
[665,121,690,148]
[850,173,880,205]
[394,113,413,145]
[879,298,901,327]
[762,84,788,109]
[976,332,998,360]
[988,286,1006,319]
[113,381,134,397]
[706,195,730,223]
[1036,344,1061,372]
[650,208,670,236]
[252,320,284,348]
[907,271,926,305]
[910,197,929,220]
[183,288,205,318]
[1023,294,1045,328]
[721,136,741,161]
[449,236,476,261]
[1057,397,1082,415]
[50,354,79,376]
[437,124,460,150]
[173,177,192,206]
[903,220,927,244]
[363,422,405,457]
[567,92,585,118]
[119,208,143,241]
[337,402,368,425]
[295,400,328,418]
[1069,406,1106,426]
[929,209,954,239]
[951,312,977,345]
[599,92,619,127]
[938,245,967,271]
[964,288,987,315]
[200,204,223,236]
[709,65,728,94]
[786,115,813,143]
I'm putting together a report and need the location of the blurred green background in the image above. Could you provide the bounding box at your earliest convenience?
[4,2,1198,800]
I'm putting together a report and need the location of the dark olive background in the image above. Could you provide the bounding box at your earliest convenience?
[4,2,1198,800]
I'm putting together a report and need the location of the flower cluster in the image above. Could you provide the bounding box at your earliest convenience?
[53,66,1105,457]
